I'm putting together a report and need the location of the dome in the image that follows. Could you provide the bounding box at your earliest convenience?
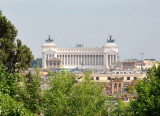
[42,35,57,47]
[103,35,118,48]
[103,43,118,48]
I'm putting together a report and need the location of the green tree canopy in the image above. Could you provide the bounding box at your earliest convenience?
[0,92,33,116]
[43,70,107,115]
[131,65,160,116]
[0,11,33,73]
[31,58,42,68]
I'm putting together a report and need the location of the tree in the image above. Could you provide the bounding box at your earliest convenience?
[23,70,43,114]
[0,92,33,116]
[109,100,133,116]
[43,70,108,115]
[0,65,18,97]
[31,58,42,68]
[130,65,160,116]
[0,66,34,115]
[0,65,43,115]
[0,11,33,73]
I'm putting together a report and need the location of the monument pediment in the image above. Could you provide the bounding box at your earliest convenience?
[44,49,56,54]
[108,49,117,54]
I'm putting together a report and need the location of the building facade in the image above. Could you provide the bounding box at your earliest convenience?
[76,73,145,83]
[46,57,61,69]
[42,35,119,70]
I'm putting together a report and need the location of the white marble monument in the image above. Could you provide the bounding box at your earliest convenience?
[42,35,119,70]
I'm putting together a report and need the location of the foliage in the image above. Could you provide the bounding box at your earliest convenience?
[127,85,136,94]
[43,70,107,116]
[15,69,43,114]
[130,65,160,116]
[109,100,133,116]
[25,70,43,114]
[31,58,42,68]
[0,92,33,116]
[0,65,43,115]
[0,66,34,115]
[0,66,18,97]
[0,10,33,73]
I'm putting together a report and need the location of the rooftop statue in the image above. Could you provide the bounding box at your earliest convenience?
[45,35,53,43]
[107,35,115,43]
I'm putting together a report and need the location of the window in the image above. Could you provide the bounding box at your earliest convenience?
[108,77,111,80]
[91,77,94,80]
[54,62,56,66]
[124,72,126,74]
[127,77,130,80]
[96,77,99,80]
[57,62,60,66]
[134,77,137,80]
[50,62,52,66]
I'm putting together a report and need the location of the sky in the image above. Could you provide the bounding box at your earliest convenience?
[0,0,160,61]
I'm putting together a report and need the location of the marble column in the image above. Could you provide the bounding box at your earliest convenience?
[42,52,46,69]
[63,55,65,65]
[88,55,89,65]
[113,55,115,63]
[73,55,74,65]
[72,55,73,65]
[108,55,110,66]
[84,55,85,65]
[90,55,91,65]
[77,55,79,65]
[102,55,104,65]
[66,55,68,65]
[75,55,76,65]
[86,55,87,65]
[95,55,96,65]
[69,54,72,65]
[110,55,112,65]
[111,55,113,65]
[115,54,117,65]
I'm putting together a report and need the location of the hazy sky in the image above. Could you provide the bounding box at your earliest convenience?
[1,0,160,61]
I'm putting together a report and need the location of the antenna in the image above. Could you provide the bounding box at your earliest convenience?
[140,53,144,61]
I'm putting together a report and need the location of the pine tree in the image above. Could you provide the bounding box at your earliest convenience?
[0,10,33,73]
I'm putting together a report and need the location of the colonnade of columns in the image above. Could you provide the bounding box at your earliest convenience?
[46,54,54,59]
[42,53,118,69]
[111,82,123,94]
[57,54,104,66]
[108,54,118,65]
